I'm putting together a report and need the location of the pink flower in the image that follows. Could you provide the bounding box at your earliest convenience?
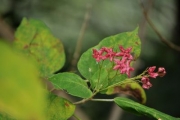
[119,45,132,53]
[92,49,103,62]
[158,67,166,77]
[148,66,158,78]
[113,59,124,70]
[102,47,116,61]
[113,59,134,77]
[92,45,134,77]
[115,46,133,60]
[92,47,116,62]
[123,60,134,77]
[141,77,152,89]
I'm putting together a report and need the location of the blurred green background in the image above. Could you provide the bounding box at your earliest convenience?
[0,0,180,120]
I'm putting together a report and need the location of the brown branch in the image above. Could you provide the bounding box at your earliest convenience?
[70,4,92,70]
[140,0,180,52]
[138,0,153,41]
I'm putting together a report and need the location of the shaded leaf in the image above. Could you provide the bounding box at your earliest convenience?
[114,97,180,120]
[14,18,65,77]
[101,80,146,104]
[47,94,75,120]
[0,41,46,120]
[48,72,93,98]
[78,28,141,90]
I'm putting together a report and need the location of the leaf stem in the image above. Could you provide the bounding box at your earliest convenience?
[91,99,114,102]
[73,90,99,105]
[94,60,104,92]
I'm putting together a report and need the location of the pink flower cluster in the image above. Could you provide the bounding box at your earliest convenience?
[92,46,134,77]
[141,66,166,89]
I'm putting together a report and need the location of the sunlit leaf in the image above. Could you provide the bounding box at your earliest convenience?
[0,41,46,119]
[114,97,179,120]
[48,72,93,98]
[101,80,146,104]
[78,27,141,90]
[14,18,65,77]
[47,94,75,120]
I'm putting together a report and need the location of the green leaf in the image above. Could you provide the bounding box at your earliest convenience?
[114,97,180,120]
[48,72,93,98]
[90,68,109,90]
[0,41,46,120]
[47,94,75,120]
[101,80,146,104]
[14,18,65,77]
[78,27,141,90]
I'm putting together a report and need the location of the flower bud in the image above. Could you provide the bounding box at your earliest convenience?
[158,67,166,77]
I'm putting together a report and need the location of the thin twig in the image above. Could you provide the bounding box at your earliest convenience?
[73,90,98,105]
[138,0,153,41]
[140,0,180,52]
[70,4,92,70]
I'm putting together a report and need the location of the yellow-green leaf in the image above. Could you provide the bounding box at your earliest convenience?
[47,94,75,120]
[0,41,46,120]
[14,18,65,77]
[101,80,146,104]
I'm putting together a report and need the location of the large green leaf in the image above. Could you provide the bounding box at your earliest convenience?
[14,18,65,77]
[78,28,141,90]
[48,72,93,98]
[101,80,146,104]
[114,97,180,120]
[47,94,75,120]
[0,41,46,120]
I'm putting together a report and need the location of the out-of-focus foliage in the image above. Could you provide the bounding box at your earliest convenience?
[0,41,46,120]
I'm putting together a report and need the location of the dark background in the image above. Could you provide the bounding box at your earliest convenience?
[0,0,180,120]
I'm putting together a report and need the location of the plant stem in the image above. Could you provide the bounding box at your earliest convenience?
[73,90,99,105]
[91,99,114,102]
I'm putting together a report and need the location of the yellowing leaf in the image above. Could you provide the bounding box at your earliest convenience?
[14,18,65,77]
[47,94,75,120]
[0,41,46,120]
[101,80,146,104]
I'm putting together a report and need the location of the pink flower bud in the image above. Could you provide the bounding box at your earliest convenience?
[142,81,152,89]
[158,67,166,77]
[148,66,158,78]
[141,77,152,89]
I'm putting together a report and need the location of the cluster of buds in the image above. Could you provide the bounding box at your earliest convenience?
[92,45,134,77]
[92,45,167,90]
[141,66,166,89]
